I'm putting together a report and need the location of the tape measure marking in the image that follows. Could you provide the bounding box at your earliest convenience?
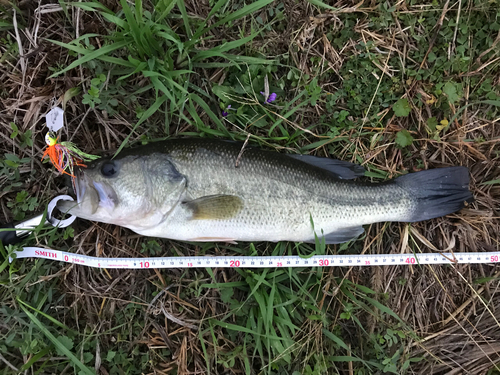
[10,247,500,269]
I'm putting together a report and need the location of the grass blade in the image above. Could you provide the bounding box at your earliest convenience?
[307,0,338,10]
[120,0,144,55]
[156,0,177,22]
[70,1,126,27]
[113,95,168,157]
[18,300,94,375]
[205,0,229,20]
[212,0,274,29]
[189,93,229,136]
[447,100,500,131]
[193,34,258,60]
[188,0,273,48]
[176,0,192,38]
[481,179,500,185]
[17,299,75,333]
[48,39,130,77]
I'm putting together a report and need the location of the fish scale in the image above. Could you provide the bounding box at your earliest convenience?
[165,142,409,236]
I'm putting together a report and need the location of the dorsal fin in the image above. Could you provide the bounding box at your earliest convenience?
[288,154,365,180]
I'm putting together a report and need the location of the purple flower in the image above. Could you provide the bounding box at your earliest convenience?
[260,92,277,103]
[222,104,231,117]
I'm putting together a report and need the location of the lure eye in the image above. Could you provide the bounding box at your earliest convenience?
[101,161,118,177]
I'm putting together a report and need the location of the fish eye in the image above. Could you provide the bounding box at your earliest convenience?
[101,161,118,177]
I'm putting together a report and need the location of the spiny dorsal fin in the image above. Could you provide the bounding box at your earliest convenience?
[185,195,243,220]
[288,154,365,179]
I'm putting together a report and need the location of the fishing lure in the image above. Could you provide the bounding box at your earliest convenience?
[41,132,100,178]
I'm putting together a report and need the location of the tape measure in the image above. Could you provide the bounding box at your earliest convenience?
[10,247,500,269]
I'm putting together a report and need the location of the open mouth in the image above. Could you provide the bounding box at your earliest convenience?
[62,169,118,216]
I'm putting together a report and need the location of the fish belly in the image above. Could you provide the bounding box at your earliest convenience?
[136,183,414,243]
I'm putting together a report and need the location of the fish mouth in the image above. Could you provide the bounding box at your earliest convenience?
[58,169,117,216]
[57,169,93,215]
[74,169,118,211]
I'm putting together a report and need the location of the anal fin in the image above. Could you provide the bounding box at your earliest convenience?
[306,226,365,244]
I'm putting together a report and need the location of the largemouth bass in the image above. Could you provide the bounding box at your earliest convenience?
[58,138,473,244]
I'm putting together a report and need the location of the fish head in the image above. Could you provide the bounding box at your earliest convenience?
[58,154,186,229]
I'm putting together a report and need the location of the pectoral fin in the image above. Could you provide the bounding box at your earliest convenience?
[184,195,243,220]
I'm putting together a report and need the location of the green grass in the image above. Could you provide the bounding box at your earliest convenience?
[1,0,500,374]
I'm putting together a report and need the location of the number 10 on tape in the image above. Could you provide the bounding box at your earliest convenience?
[10,247,500,269]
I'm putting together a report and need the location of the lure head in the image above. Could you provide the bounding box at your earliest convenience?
[45,132,58,147]
[57,154,187,230]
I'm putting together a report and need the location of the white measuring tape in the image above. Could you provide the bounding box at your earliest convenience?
[10,247,500,269]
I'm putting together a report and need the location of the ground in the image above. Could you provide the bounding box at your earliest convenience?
[0,0,499,374]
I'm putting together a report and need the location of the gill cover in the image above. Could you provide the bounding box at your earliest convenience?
[58,153,187,229]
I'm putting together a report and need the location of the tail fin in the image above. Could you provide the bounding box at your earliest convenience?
[395,167,473,222]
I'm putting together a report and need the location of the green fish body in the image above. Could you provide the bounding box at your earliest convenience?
[58,138,472,244]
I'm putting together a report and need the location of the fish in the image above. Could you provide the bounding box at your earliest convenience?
[57,138,473,244]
